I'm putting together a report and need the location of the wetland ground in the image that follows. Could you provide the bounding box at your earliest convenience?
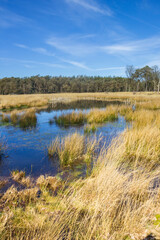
[0,93,160,240]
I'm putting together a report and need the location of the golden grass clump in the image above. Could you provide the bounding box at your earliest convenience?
[11,170,33,188]
[48,132,99,169]
[48,132,85,167]
[87,105,118,123]
[19,108,37,128]
[84,124,97,134]
[10,110,19,124]
[119,106,160,128]
[1,113,9,123]
[1,185,39,209]
[55,106,119,126]
[36,175,63,193]
[11,170,25,181]
[131,110,160,128]
[118,126,160,169]
[0,180,8,190]
[1,108,37,129]
[55,111,86,125]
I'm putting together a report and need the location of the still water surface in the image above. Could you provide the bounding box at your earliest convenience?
[0,100,128,177]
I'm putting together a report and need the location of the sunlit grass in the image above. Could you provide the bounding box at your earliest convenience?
[48,132,85,167]
[1,108,37,129]
[48,132,98,168]
[1,132,160,239]
[11,170,33,188]
[55,106,118,126]
[84,124,97,134]
[19,109,37,129]
[87,106,118,123]
[1,92,160,111]
[55,111,86,126]
[1,113,9,123]
[10,110,19,124]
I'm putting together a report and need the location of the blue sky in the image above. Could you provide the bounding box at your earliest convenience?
[1,0,160,77]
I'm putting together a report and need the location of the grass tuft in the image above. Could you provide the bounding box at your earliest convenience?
[87,106,118,123]
[19,109,37,129]
[36,175,63,193]
[48,133,85,167]
[48,132,98,169]
[55,111,86,126]
[84,124,97,134]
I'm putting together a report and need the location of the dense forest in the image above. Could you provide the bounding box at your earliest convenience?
[0,65,160,94]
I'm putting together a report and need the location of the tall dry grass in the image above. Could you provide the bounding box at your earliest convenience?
[55,106,118,126]
[55,111,86,126]
[1,108,37,128]
[87,105,118,123]
[1,92,160,111]
[48,132,98,168]
[19,109,37,128]
[10,110,19,124]
[1,130,160,239]
[48,132,85,167]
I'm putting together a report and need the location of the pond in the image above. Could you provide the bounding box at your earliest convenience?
[0,100,128,178]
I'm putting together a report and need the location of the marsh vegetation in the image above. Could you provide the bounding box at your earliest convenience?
[0,93,160,240]
[1,108,37,129]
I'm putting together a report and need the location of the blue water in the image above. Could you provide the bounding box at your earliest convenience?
[0,105,128,177]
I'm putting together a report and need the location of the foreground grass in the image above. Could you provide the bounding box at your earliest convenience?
[1,125,160,239]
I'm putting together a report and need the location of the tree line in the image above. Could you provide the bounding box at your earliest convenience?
[0,65,160,94]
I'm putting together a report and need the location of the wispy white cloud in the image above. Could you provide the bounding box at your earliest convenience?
[61,57,125,71]
[46,36,96,56]
[65,0,112,16]
[95,67,125,71]
[15,42,92,70]
[61,59,91,70]
[102,45,134,54]
[102,36,160,55]
[14,34,160,73]
[0,57,126,73]
[0,7,29,28]
[0,57,65,68]
[15,44,28,49]
[15,44,55,56]
[46,34,160,58]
